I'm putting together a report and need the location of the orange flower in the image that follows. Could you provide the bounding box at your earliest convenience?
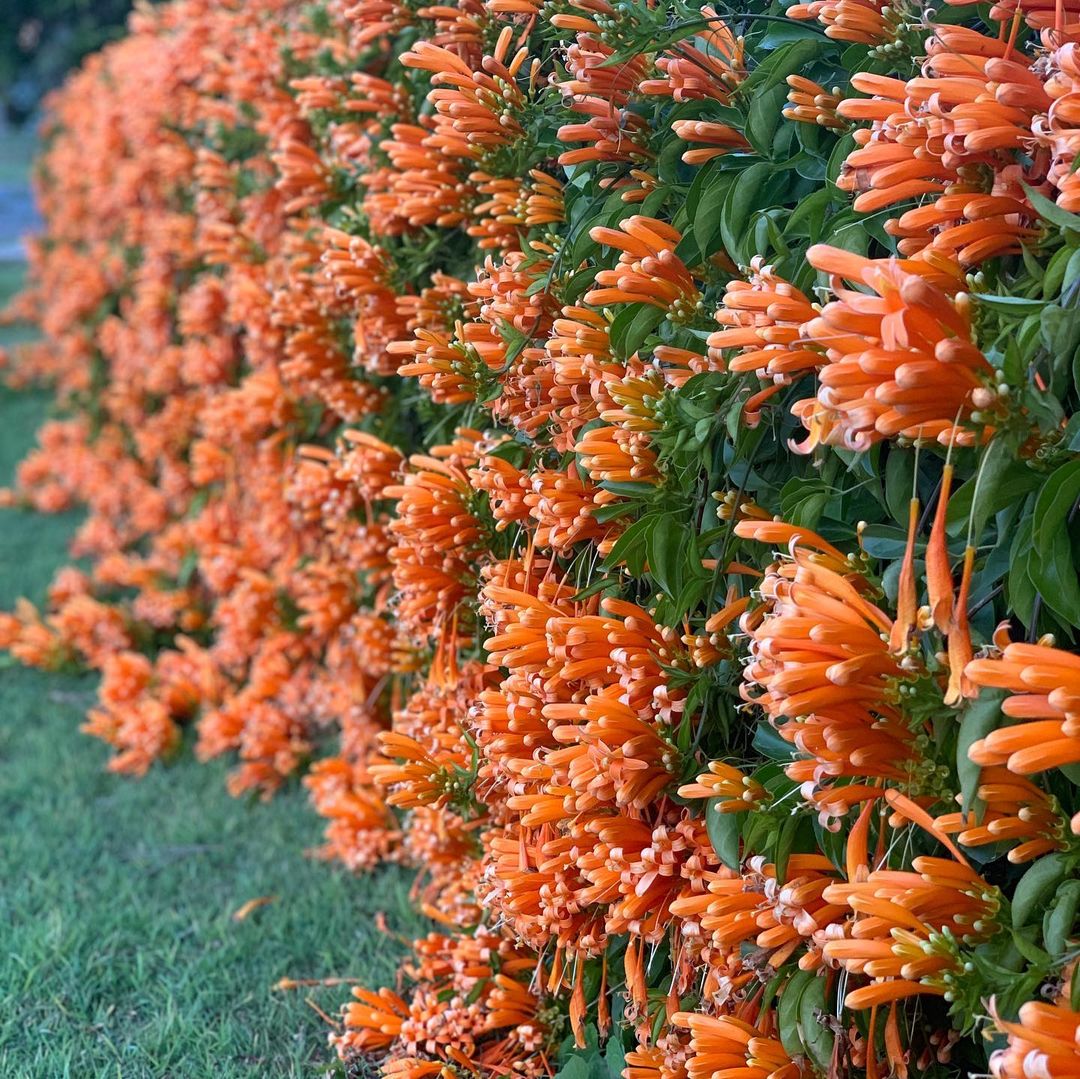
[707,259,820,426]
[791,245,995,452]
[784,76,846,130]
[641,8,745,103]
[672,1011,801,1079]
[990,998,1080,1079]
[822,856,1000,1008]
[587,216,702,321]
[736,518,922,809]
[787,0,896,43]
[966,641,1080,784]
[936,766,1066,863]
[836,32,1047,264]
[678,760,769,813]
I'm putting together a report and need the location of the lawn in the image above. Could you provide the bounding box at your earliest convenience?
[0,270,424,1073]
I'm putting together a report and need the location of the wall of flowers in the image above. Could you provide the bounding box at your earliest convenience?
[3,0,1080,1074]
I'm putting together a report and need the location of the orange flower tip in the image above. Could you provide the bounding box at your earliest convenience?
[232,895,277,921]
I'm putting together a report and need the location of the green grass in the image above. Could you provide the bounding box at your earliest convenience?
[0,273,425,1074]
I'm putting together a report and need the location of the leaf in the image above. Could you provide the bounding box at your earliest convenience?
[753,723,794,762]
[1012,853,1071,929]
[1023,182,1080,233]
[744,39,825,96]
[973,293,1047,316]
[784,187,832,240]
[946,441,1039,540]
[693,168,738,257]
[720,162,774,263]
[780,477,829,529]
[599,480,655,498]
[746,84,788,156]
[777,969,814,1061]
[957,692,1004,818]
[798,974,835,1073]
[554,1056,591,1079]
[1043,880,1080,959]
[1041,304,1080,368]
[648,518,689,599]
[609,303,665,361]
[772,814,800,883]
[1028,527,1080,625]
[705,799,742,870]
[859,523,914,560]
[1032,460,1080,558]
[603,514,658,577]
[604,1031,628,1078]
[1010,927,1051,968]
[884,447,915,527]
[1006,518,1037,626]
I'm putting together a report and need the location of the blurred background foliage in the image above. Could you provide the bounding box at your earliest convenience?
[1,0,133,125]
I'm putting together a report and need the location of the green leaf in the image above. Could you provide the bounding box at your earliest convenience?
[746,84,788,156]
[778,969,814,1061]
[1006,518,1037,626]
[1028,527,1080,625]
[1032,460,1080,558]
[599,480,655,498]
[1023,182,1080,233]
[753,723,794,761]
[772,814,799,883]
[693,168,738,257]
[946,441,1039,540]
[720,162,773,263]
[605,1031,628,1078]
[884,448,915,527]
[798,974,835,1073]
[554,1056,591,1079]
[1043,880,1080,959]
[859,523,913,560]
[1012,853,1071,929]
[603,514,658,577]
[648,518,689,599]
[705,799,742,870]
[611,302,665,360]
[1010,927,1051,968]
[957,692,1004,819]
[974,294,1047,316]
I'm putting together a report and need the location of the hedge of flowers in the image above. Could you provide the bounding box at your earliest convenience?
[4,0,1080,1074]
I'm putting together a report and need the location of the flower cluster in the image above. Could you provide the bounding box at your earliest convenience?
[4,0,1080,1075]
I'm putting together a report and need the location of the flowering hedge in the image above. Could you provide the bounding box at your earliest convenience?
[4,0,1080,1074]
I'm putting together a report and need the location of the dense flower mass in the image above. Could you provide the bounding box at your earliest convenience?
[3,0,1080,1075]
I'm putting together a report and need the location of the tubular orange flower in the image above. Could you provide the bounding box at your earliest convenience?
[677,760,769,812]
[966,641,1080,781]
[672,1011,801,1079]
[641,8,745,103]
[707,259,821,426]
[989,998,1080,1079]
[784,75,847,130]
[835,31,1047,264]
[383,448,485,637]
[586,216,702,322]
[401,29,535,168]
[576,423,662,486]
[670,119,751,165]
[936,766,1067,862]
[822,856,1001,1009]
[736,519,923,807]
[791,245,996,452]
